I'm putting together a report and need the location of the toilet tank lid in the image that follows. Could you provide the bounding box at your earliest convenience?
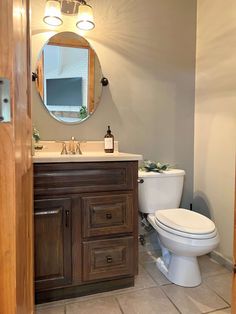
[155,208,216,234]
[138,169,185,178]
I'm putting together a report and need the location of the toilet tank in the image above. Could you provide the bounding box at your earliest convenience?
[138,169,185,214]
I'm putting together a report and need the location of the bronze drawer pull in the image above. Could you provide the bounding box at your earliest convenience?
[106,213,112,220]
[65,209,70,228]
[106,256,113,263]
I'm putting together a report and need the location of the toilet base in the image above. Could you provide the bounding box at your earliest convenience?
[156,254,201,287]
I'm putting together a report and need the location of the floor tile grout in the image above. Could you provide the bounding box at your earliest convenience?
[37,275,232,313]
[158,285,182,314]
[115,285,182,314]
[204,282,232,307]
[205,305,231,313]
[203,272,232,307]
[36,250,232,314]
[115,296,125,314]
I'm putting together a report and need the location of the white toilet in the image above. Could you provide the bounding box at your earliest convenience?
[138,169,219,287]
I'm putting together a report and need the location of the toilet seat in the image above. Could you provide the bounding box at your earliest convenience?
[154,208,217,239]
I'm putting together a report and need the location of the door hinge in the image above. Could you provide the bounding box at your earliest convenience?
[0,78,11,122]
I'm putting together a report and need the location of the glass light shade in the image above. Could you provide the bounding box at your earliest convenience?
[76,4,95,31]
[43,0,63,26]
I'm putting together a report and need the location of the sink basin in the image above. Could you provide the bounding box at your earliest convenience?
[33,141,143,163]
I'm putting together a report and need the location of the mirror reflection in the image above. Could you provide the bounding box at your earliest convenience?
[35,32,103,124]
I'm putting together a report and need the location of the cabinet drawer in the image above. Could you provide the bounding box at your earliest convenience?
[82,194,133,237]
[34,162,137,196]
[83,237,134,281]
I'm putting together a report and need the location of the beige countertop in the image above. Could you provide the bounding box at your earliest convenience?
[32,141,143,163]
[33,151,143,163]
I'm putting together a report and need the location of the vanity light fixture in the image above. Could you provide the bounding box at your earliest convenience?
[43,0,95,30]
[43,0,63,26]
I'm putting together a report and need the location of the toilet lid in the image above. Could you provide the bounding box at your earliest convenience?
[155,208,216,235]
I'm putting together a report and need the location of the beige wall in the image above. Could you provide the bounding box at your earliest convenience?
[31,0,197,207]
[194,0,236,261]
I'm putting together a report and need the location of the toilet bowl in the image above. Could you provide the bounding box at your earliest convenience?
[148,208,219,286]
[138,170,219,287]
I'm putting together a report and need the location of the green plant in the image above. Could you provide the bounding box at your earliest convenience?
[33,127,40,143]
[79,106,88,119]
[140,160,171,173]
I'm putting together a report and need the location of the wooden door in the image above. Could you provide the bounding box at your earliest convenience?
[34,198,72,290]
[232,171,236,312]
[0,0,33,313]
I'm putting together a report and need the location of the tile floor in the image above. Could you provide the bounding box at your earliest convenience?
[36,237,233,314]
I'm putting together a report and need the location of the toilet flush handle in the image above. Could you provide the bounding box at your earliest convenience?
[137,178,144,184]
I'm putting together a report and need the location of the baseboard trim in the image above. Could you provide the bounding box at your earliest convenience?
[35,276,134,304]
[210,250,233,272]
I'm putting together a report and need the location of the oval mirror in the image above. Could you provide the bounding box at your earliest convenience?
[35,32,103,124]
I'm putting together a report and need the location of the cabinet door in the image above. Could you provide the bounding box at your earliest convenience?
[34,198,72,290]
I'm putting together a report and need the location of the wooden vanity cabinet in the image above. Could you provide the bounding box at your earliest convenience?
[34,161,138,303]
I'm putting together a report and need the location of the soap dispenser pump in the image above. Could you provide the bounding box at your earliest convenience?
[104,126,114,153]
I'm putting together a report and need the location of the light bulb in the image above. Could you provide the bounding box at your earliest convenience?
[76,4,95,31]
[43,0,63,26]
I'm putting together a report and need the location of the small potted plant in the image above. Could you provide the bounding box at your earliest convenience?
[140,160,171,172]
[33,127,43,150]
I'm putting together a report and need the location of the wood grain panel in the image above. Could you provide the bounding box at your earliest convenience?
[71,196,82,284]
[131,162,138,275]
[36,51,44,100]
[83,237,134,281]
[82,193,133,237]
[48,32,90,48]
[88,48,95,114]
[232,167,236,313]
[35,277,134,304]
[34,198,72,291]
[233,274,236,313]
[34,162,134,196]
[0,0,33,313]
[33,161,139,303]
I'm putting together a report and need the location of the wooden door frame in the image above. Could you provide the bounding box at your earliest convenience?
[232,166,236,312]
[0,0,34,313]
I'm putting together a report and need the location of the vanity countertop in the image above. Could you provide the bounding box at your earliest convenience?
[33,151,143,163]
[32,141,142,163]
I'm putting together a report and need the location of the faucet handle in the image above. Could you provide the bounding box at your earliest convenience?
[60,142,68,155]
[76,142,82,155]
[69,136,76,154]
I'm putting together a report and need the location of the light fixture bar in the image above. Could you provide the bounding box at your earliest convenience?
[60,0,86,15]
